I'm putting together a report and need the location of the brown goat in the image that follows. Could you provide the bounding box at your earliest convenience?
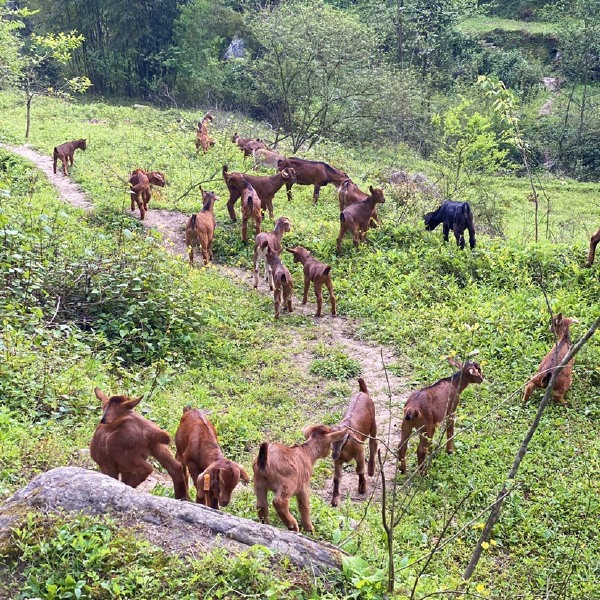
[330,378,377,507]
[241,179,262,243]
[175,406,249,508]
[195,112,215,154]
[253,216,292,290]
[286,246,336,317]
[265,246,293,319]
[232,133,268,157]
[129,168,166,220]
[253,425,347,532]
[53,138,86,176]
[336,186,385,254]
[523,314,579,406]
[587,227,600,267]
[185,189,219,265]
[223,164,296,221]
[338,179,381,228]
[277,157,348,204]
[89,388,187,499]
[398,359,484,474]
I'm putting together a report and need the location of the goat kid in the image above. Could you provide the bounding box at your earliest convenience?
[253,425,347,532]
[185,189,219,265]
[336,186,385,254]
[523,314,579,406]
[330,378,377,507]
[277,157,348,204]
[253,148,285,170]
[241,180,262,243]
[90,388,187,499]
[232,133,267,157]
[129,168,166,220]
[53,138,86,176]
[286,246,336,317]
[253,216,292,290]
[398,359,484,474]
[265,246,293,319]
[338,179,381,228]
[424,201,476,250]
[195,112,215,154]
[175,406,249,508]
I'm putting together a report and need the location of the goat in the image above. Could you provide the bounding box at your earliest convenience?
[223,164,296,221]
[398,359,484,474]
[241,179,262,243]
[232,133,267,157]
[129,168,166,220]
[253,148,285,170]
[523,314,579,406]
[53,139,86,176]
[89,387,187,499]
[286,246,336,317]
[336,186,385,254]
[253,425,348,532]
[195,112,215,154]
[265,246,293,319]
[185,189,219,265]
[586,227,600,266]
[424,201,476,249]
[277,157,348,204]
[330,378,377,507]
[175,406,249,508]
[338,179,381,228]
[253,216,292,290]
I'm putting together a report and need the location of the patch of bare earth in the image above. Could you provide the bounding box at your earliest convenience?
[3,143,411,504]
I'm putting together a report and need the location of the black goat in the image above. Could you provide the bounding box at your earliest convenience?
[424,201,476,250]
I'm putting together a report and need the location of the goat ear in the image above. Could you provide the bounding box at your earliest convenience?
[369,185,374,194]
[218,468,225,494]
[326,428,350,444]
[94,387,110,405]
[238,465,250,485]
[123,396,142,411]
[446,356,462,369]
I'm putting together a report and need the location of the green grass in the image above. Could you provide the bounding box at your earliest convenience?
[1,92,599,599]
[457,17,558,36]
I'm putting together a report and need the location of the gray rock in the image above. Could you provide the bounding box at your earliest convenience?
[0,467,343,574]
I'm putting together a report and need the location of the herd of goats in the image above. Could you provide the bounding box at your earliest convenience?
[46,112,598,533]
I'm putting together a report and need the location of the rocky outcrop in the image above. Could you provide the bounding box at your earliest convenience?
[0,467,344,574]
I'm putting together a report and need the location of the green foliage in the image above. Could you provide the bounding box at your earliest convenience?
[309,346,362,381]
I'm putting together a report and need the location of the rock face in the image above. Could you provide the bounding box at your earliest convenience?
[0,467,344,574]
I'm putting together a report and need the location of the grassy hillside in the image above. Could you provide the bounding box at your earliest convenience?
[0,92,599,599]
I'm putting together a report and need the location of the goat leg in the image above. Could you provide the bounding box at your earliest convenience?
[152,443,187,500]
[273,495,299,532]
[295,489,314,532]
[331,460,343,507]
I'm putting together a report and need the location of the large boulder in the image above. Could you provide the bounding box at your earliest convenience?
[0,467,344,574]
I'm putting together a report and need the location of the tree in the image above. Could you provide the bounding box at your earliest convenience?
[18,30,91,138]
[249,0,403,151]
[0,1,25,89]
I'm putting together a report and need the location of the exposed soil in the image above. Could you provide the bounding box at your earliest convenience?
[2,143,411,504]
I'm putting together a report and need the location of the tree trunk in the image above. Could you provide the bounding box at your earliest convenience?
[25,94,32,140]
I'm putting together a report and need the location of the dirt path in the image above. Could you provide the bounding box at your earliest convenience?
[2,142,410,502]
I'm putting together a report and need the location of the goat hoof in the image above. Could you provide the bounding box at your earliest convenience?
[331,498,339,507]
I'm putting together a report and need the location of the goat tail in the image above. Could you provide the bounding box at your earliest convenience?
[462,202,472,220]
[404,407,420,422]
[222,164,228,179]
[257,442,268,471]
[247,195,253,209]
[52,147,58,157]
[358,377,369,395]
[340,212,346,224]
[190,214,197,229]
[323,266,331,277]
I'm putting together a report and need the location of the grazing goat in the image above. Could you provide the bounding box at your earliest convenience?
[330,378,377,507]
[338,179,381,228]
[286,246,336,317]
[185,189,219,265]
[223,164,296,221]
[175,406,249,508]
[129,168,166,220]
[241,179,262,243]
[277,157,348,204]
[523,314,579,406]
[253,425,348,532]
[89,388,187,499]
[195,112,215,154]
[424,201,476,250]
[265,246,293,319]
[336,186,385,254]
[398,359,484,474]
[232,133,268,157]
[587,227,600,266]
[253,216,292,290]
[254,148,285,170]
[53,138,86,176]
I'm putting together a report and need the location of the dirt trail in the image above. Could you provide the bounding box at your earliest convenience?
[2,143,410,502]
